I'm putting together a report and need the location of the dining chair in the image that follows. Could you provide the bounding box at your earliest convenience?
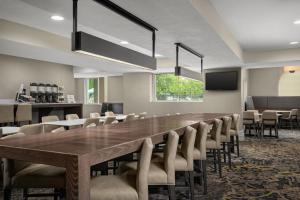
[261,111,278,138]
[124,113,137,122]
[15,104,32,126]
[83,118,101,128]
[280,109,298,129]
[138,112,147,119]
[120,131,179,200]
[0,105,14,126]
[206,119,223,178]
[42,115,61,133]
[230,114,241,157]
[220,116,233,169]
[2,133,65,200]
[19,123,44,135]
[103,116,117,125]
[105,111,115,117]
[90,138,153,200]
[243,110,260,137]
[193,122,209,194]
[90,112,101,118]
[65,114,80,129]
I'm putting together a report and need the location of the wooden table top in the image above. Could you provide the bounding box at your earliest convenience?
[0,113,226,164]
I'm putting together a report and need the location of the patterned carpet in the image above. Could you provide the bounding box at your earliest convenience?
[2,130,300,200]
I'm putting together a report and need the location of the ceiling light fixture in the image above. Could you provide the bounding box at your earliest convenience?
[155,54,163,57]
[72,0,157,70]
[51,15,64,21]
[290,41,299,45]
[120,41,129,45]
[174,43,204,81]
[293,20,300,25]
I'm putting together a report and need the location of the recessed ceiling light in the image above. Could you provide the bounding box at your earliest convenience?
[289,41,299,45]
[293,20,300,25]
[155,54,163,57]
[120,41,129,45]
[51,15,64,21]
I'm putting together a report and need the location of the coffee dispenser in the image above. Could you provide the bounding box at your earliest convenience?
[37,83,46,103]
[52,84,58,103]
[30,83,38,102]
[45,84,53,103]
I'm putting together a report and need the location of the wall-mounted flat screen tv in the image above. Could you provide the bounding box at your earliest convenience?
[205,71,238,90]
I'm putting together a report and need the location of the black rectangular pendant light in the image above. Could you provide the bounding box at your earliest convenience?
[174,43,204,81]
[72,0,157,70]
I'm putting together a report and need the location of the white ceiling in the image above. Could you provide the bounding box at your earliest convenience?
[210,0,300,51]
[0,0,242,76]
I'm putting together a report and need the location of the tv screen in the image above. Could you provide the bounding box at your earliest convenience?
[205,71,238,90]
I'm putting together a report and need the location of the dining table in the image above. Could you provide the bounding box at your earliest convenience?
[0,127,20,136]
[0,113,229,200]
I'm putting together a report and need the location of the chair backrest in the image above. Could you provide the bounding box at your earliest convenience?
[0,105,14,123]
[180,126,196,171]
[83,118,100,128]
[209,119,223,148]
[262,111,277,121]
[42,115,59,122]
[231,114,241,132]
[105,111,115,117]
[15,104,32,122]
[138,112,147,119]
[136,138,153,200]
[19,123,44,135]
[90,112,100,118]
[1,133,31,180]
[103,116,116,125]
[291,109,298,116]
[221,116,232,142]
[195,122,209,160]
[51,127,65,133]
[164,131,179,184]
[42,115,60,133]
[66,114,79,120]
[124,113,136,122]
[243,111,255,120]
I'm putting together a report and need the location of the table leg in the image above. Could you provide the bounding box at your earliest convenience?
[66,156,90,200]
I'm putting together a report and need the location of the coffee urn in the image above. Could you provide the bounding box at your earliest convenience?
[52,84,58,103]
[30,83,38,102]
[37,83,46,103]
[45,84,53,103]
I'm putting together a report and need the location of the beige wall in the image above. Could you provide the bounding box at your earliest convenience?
[248,67,283,96]
[122,68,242,115]
[106,76,124,103]
[0,54,75,99]
[279,71,300,96]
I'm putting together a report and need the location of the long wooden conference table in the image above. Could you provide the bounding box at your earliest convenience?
[0,113,229,200]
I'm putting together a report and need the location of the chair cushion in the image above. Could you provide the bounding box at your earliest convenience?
[91,174,138,200]
[120,161,168,185]
[193,148,206,160]
[206,138,218,149]
[12,164,65,188]
[230,129,237,136]
[174,153,188,171]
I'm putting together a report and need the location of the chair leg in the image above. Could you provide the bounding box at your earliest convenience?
[4,188,11,200]
[168,185,176,200]
[213,149,217,172]
[23,188,28,200]
[236,135,240,157]
[198,160,202,186]
[222,142,226,163]
[202,160,208,195]
[227,143,232,169]
[217,149,222,178]
[188,171,194,200]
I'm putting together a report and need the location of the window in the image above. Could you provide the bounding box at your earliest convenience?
[154,73,204,101]
[85,78,99,104]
